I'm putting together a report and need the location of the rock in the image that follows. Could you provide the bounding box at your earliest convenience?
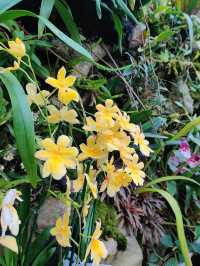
[37,197,67,230]
[72,44,107,78]
[128,23,146,48]
[111,236,143,266]
[103,238,118,264]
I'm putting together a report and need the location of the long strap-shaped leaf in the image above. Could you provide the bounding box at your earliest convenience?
[0,0,22,14]
[0,10,93,61]
[0,72,38,186]
[38,0,55,38]
[171,116,200,140]
[136,188,192,266]
[143,175,200,188]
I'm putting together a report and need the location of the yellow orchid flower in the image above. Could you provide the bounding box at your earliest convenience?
[84,221,107,266]
[50,212,71,247]
[72,163,85,193]
[47,105,79,124]
[115,111,136,132]
[83,117,102,132]
[45,66,79,105]
[0,235,18,253]
[1,189,22,237]
[131,126,153,156]
[79,135,107,161]
[35,135,78,180]
[95,99,119,127]
[26,83,50,106]
[101,158,131,197]
[125,154,145,186]
[3,61,20,72]
[6,37,26,59]
[85,167,98,199]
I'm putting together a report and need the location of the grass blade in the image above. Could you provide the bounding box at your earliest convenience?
[143,175,200,188]
[55,0,81,44]
[38,0,55,38]
[136,188,192,266]
[0,0,22,14]
[172,116,200,140]
[96,0,102,19]
[0,72,38,186]
[0,10,93,61]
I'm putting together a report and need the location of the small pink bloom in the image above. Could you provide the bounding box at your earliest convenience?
[175,139,191,161]
[187,154,200,168]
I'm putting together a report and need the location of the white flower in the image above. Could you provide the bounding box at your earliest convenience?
[1,189,22,236]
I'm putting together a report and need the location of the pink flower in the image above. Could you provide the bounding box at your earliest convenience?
[175,139,191,162]
[187,154,200,168]
[179,139,191,159]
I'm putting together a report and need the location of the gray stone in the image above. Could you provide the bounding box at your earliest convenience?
[111,236,143,266]
[37,197,67,230]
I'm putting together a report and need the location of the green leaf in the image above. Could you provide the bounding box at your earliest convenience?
[164,257,178,266]
[112,12,123,53]
[155,30,174,43]
[136,188,192,266]
[55,0,81,44]
[116,0,139,24]
[38,0,55,38]
[0,178,30,190]
[0,0,22,14]
[172,116,200,140]
[167,181,177,196]
[32,246,56,266]
[96,0,102,19]
[0,72,38,186]
[27,228,52,265]
[161,234,174,248]
[195,225,200,239]
[143,175,200,188]
[0,10,93,61]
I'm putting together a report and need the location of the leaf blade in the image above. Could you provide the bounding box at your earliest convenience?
[0,72,38,186]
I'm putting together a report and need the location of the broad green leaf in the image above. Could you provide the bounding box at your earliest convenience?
[0,0,22,14]
[172,116,200,140]
[195,225,200,239]
[161,234,174,248]
[136,188,192,266]
[55,0,81,44]
[155,30,174,43]
[164,257,178,266]
[32,246,56,266]
[0,72,38,186]
[143,175,200,188]
[38,0,55,38]
[0,10,93,61]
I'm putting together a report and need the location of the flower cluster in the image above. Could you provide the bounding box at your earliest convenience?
[0,189,22,253]
[80,99,152,196]
[168,139,200,173]
[33,68,152,265]
[0,38,26,71]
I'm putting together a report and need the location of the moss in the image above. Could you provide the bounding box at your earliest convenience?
[95,200,127,251]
